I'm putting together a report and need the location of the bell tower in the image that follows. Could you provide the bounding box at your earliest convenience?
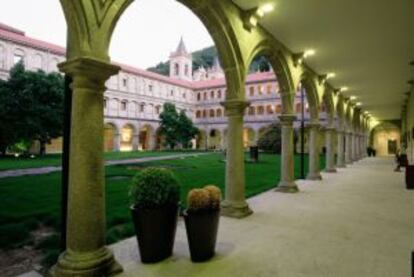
[169,37,192,81]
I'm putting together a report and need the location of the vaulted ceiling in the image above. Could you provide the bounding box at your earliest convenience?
[233,0,414,120]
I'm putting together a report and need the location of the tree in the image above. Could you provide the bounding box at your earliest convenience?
[177,110,198,148]
[0,62,64,155]
[257,123,282,153]
[159,103,199,149]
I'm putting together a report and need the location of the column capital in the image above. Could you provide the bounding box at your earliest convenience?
[59,57,120,82]
[221,100,250,117]
[278,114,297,124]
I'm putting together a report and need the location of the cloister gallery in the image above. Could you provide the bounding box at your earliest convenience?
[1,0,414,276]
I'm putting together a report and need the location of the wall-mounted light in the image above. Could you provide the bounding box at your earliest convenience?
[340,87,349,92]
[318,72,336,84]
[243,3,275,31]
[349,95,356,100]
[356,102,362,106]
[293,49,315,67]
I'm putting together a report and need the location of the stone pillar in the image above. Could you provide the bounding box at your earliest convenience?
[306,123,322,180]
[148,132,157,150]
[221,100,252,218]
[132,133,139,151]
[275,114,299,193]
[352,133,357,161]
[113,133,121,152]
[220,130,226,150]
[345,132,352,164]
[336,131,346,168]
[54,58,122,276]
[325,127,337,173]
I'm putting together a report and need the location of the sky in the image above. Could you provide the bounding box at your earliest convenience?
[0,0,214,69]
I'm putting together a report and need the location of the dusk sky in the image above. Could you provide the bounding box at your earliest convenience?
[0,0,214,69]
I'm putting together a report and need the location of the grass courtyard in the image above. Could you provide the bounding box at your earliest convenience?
[0,152,325,267]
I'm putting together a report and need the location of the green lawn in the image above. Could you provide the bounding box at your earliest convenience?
[0,153,325,266]
[0,150,201,171]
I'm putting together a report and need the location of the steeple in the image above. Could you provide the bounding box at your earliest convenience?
[170,37,191,58]
[169,37,193,81]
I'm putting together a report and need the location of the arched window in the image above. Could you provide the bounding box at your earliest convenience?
[267,84,272,94]
[275,104,282,114]
[121,100,128,111]
[203,92,207,100]
[140,103,145,113]
[209,109,215,117]
[13,49,25,65]
[185,64,189,76]
[216,108,222,117]
[174,63,179,76]
[155,105,161,115]
[257,106,265,115]
[33,54,43,70]
[217,90,222,99]
[296,103,302,113]
[258,85,263,95]
[202,110,207,118]
[197,92,201,101]
[210,90,215,99]
[248,106,256,116]
[196,110,201,118]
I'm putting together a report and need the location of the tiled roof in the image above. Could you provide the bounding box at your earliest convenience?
[0,22,277,90]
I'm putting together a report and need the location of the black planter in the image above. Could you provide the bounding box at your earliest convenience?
[184,209,220,262]
[406,165,414,190]
[130,204,179,263]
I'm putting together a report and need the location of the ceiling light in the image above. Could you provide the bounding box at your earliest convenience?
[340,87,349,92]
[303,49,315,58]
[350,95,356,100]
[327,73,336,79]
[249,16,258,27]
[257,3,275,16]
[356,102,362,106]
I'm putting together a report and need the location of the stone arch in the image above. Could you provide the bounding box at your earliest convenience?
[104,122,120,152]
[208,129,222,150]
[245,40,296,113]
[371,122,401,156]
[322,87,335,127]
[336,95,346,130]
[299,72,320,123]
[139,124,155,150]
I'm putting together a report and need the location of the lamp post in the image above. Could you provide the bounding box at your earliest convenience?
[300,87,305,179]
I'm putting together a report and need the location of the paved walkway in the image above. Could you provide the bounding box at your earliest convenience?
[112,157,414,277]
[0,153,209,178]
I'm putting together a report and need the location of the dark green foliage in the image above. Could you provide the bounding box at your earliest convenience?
[129,167,181,209]
[258,123,282,154]
[147,45,269,76]
[0,222,31,248]
[159,103,198,149]
[0,62,64,155]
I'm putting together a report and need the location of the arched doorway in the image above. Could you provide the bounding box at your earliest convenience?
[243,127,256,148]
[104,123,118,152]
[208,129,221,149]
[120,124,135,152]
[139,124,155,151]
[372,122,401,156]
[196,130,207,150]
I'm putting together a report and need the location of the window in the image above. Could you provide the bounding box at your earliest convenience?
[121,101,127,111]
[155,106,160,114]
[13,49,25,65]
[183,92,186,99]
[174,63,179,76]
[210,90,215,99]
[248,106,256,116]
[217,90,222,99]
[140,103,145,113]
[0,45,5,68]
[249,86,255,96]
[170,90,174,96]
[148,85,153,92]
[209,109,215,118]
[275,104,282,114]
[266,105,274,114]
[202,110,207,118]
[257,106,265,115]
[197,92,201,101]
[123,78,128,87]
[196,110,201,118]
[104,98,107,109]
[258,85,263,95]
[185,64,189,76]
[267,84,272,94]
[203,92,207,100]
[216,109,222,117]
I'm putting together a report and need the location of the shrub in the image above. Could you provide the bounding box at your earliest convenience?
[257,123,282,153]
[187,185,222,212]
[129,167,180,209]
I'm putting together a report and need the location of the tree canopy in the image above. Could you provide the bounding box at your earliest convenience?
[159,103,198,149]
[0,62,64,155]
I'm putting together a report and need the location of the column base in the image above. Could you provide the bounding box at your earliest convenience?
[50,247,122,277]
[275,182,299,193]
[324,168,337,173]
[306,173,322,180]
[221,200,253,218]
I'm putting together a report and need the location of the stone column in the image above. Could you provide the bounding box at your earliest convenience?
[220,130,226,150]
[336,131,346,168]
[132,133,139,151]
[306,123,322,180]
[325,127,337,172]
[221,100,252,218]
[113,132,121,152]
[345,132,352,164]
[275,114,299,193]
[352,133,357,161]
[54,58,122,276]
[148,132,157,150]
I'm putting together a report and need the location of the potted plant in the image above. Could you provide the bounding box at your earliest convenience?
[129,167,180,263]
[184,185,221,262]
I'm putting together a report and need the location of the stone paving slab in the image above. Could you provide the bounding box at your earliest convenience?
[0,153,210,179]
[112,157,414,277]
